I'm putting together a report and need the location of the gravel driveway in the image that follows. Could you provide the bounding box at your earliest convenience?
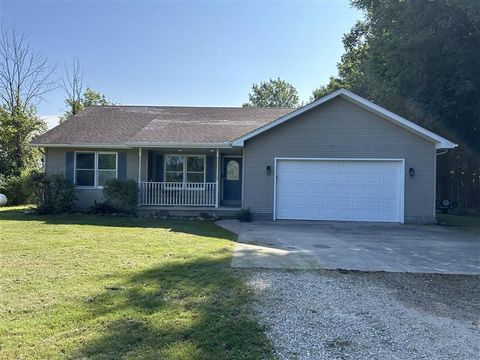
[243,270,479,360]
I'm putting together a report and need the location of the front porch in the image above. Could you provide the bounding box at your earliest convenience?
[136,147,243,208]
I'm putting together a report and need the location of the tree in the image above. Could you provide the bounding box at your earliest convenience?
[82,87,109,107]
[60,60,111,121]
[60,87,110,122]
[318,0,480,209]
[243,78,299,107]
[311,77,345,100]
[0,27,52,176]
[0,106,46,176]
[61,58,83,118]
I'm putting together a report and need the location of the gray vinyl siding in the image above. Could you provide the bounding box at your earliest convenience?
[45,147,139,209]
[44,148,222,209]
[243,97,436,223]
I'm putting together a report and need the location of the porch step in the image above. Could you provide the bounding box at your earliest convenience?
[136,206,240,220]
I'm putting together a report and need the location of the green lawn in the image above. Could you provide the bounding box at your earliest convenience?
[0,207,273,359]
[437,213,480,234]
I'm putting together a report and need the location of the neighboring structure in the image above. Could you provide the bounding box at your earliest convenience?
[31,89,456,223]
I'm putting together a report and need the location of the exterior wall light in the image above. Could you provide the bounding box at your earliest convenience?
[266,165,272,175]
[409,167,415,177]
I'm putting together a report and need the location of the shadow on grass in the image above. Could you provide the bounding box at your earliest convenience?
[68,258,273,359]
[0,207,235,239]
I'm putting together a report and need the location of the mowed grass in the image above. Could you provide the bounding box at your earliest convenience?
[0,207,273,359]
[437,213,480,234]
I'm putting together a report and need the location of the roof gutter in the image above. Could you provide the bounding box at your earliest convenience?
[30,143,132,149]
[125,142,234,149]
[30,142,237,149]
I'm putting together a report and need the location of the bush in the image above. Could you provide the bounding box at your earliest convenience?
[0,169,44,205]
[37,174,76,214]
[102,179,138,214]
[88,201,118,215]
[238,208,251,222]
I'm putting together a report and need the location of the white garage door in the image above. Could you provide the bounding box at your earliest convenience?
[275,159,404,223]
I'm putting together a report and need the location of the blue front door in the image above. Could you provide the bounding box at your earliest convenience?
[222,157,242,206]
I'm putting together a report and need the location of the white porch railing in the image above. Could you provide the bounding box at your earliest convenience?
[139,182,216,206]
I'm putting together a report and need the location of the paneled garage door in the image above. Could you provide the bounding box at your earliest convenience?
[275,159,404,223]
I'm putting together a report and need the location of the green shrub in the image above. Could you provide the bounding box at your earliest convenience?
[88,201,118,214]
[37,174,76,214]
[0,170,44,205]
[102,179,138,214]
[238,208,251,222]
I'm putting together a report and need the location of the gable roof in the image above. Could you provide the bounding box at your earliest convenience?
[31,106,294,148]
[32,89,456,150]
[231,88,457,149]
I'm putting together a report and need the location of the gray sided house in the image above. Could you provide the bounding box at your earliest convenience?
[32,89,456,223]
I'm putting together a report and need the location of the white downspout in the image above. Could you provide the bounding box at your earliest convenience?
[215,149,220,208]
[138,148,142,205]
[138,148,142,183]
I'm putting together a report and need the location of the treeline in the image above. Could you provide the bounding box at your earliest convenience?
[0,28,111,204]
[313,0,480,210]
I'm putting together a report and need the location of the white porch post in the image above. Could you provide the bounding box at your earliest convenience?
[138,148,142,204]
[138,148,142,183]
[215,149,220,208]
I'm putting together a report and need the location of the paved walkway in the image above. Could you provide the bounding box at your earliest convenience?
[217,220,480,274]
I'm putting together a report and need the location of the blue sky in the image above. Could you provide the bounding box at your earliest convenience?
[1,0,361,127]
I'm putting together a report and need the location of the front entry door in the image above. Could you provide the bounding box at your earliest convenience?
[222,157,242,206]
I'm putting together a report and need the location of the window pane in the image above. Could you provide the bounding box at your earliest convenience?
[76,170,94,186]
[186,172,204,183]
[187,156,204,172]
[165,172,183,182]
[76,153,95,169]
[98,153,116,170]
[226,160,240,180]
[165,155,184,171]
[98,170,116,186]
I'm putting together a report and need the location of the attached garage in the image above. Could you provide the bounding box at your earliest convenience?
[236,89,457,224]
[274,159,404,223]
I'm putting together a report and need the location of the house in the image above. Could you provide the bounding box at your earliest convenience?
[31,89,456,223]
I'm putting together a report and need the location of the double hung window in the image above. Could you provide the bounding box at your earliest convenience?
[75,152,117,187]
[165,155,206,184]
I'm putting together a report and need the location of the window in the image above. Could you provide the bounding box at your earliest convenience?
[226,160,240,181]
[165,155,205,184]
[97,153,117,186]
[186,156,205,183]
[165,155,184,182]
[76,153,95,186]
[75,152,117,188]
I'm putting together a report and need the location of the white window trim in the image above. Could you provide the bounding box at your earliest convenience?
[74,151,118,189]
[164,154,207,187]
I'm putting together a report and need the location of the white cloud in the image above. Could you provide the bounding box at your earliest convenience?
[41,115,60,130]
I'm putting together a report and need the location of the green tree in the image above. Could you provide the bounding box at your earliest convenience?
[317,0,480,208]
[0,107,46,176]
[0,28,52,177]
[82,88,109,107]
[60,59,111,121]
[61,87,111,121]
[311,77,345,100]
[243,78,299,107]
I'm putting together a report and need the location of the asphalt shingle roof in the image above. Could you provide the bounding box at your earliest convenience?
[32,105,294,146]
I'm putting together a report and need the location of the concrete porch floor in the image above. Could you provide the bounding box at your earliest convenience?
[216,220,480,274]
